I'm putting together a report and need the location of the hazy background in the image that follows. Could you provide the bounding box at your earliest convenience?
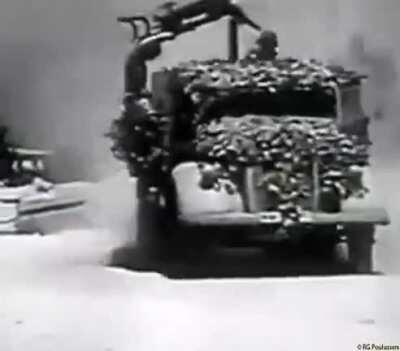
[0,0,399,181]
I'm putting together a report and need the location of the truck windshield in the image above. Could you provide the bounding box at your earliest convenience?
[197,89,336,122]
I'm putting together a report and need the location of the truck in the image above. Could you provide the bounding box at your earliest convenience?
[108,0,390,274]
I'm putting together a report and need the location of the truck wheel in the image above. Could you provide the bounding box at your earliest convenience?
[172,227,213,262]
[302,226,337,259]
[347,224,375,274]
[136,199,163,257]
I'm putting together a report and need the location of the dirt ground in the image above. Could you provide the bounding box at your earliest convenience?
[0,227,400,351]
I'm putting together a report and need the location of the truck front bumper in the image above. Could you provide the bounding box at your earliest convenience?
[178,207,390,227]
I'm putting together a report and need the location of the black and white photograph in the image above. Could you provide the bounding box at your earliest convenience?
[0,0,399,350]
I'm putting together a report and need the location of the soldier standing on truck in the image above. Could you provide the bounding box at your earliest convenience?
[246,30,279,61]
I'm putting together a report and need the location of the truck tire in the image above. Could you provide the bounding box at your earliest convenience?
[347,224,375,274]
[136,199,164,256]
[136,176,171,259]
[302,226,337,259]
[172,226,215,262]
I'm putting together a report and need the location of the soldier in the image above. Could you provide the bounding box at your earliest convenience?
[247,30,279,61]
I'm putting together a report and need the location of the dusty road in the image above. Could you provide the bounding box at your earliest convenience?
[0,227,400,351]
[1,119,400,351]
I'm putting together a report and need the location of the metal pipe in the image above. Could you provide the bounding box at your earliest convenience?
[228,18,238,62]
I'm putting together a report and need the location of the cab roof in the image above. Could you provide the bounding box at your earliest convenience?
[174,57,366,94]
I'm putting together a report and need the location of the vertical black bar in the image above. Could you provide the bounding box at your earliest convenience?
[312,154,320,212]
[228,18,238,62]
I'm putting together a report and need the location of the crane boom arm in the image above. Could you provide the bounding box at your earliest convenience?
[121,0,261,95]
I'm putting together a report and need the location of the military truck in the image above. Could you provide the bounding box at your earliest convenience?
[108,0,390,273]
